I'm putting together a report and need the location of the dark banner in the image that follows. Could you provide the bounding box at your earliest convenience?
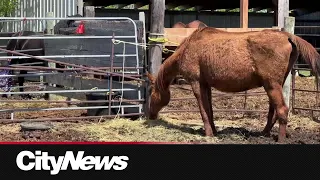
[0,143,319,178]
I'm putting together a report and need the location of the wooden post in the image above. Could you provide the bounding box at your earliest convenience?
[240,0,249,29]
[277,0,289,29]
[148,0,165,75]
[145,0,165,117]
[283,16,295,108]
[84,6,95,79]
[139,12,147,61]
[84,6,95,17]
[278,0,290,108]
[46,12,56,88]
[140,11,148,116]
[77,0,84,16]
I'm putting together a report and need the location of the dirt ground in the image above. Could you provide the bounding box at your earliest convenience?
[0,76,319,144]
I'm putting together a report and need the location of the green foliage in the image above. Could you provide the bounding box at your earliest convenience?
[0,0,18,16]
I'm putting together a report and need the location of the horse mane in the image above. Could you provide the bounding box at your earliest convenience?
[154,27,210,92]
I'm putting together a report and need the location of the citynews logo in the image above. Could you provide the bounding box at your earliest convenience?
[16,151,129,175]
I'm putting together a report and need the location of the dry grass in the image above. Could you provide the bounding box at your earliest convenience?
[56,113,319,144]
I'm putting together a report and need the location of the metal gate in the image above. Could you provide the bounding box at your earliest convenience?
[0,16,145,122]
[292,25,320,118]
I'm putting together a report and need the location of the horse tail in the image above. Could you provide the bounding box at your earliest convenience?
[285,32,320,76]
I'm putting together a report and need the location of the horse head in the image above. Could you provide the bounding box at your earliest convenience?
[146,71,171,120]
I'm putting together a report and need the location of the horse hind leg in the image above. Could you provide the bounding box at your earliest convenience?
[262,101,276,136]
[190,81,217,136]
[263,82,289,143]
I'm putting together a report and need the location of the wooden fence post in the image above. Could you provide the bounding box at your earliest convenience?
[283,16,295,109]
[148,0,165,75]
[139,11,149,117]
[77,0,84,16]
[84,6,95,17]
[44,12,55,100]
[145,0,165,117]
[46,12,55,74]
[240,0,249,29]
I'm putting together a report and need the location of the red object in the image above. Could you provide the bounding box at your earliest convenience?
[76,21,85,34]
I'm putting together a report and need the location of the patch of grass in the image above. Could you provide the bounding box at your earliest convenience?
[298,70,311,77]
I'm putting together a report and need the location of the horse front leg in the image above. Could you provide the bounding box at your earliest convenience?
[190,81,217,136]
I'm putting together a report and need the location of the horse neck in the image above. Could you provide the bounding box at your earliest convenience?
[154,54,180,94]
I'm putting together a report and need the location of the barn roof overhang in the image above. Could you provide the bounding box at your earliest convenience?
[84,0,320,12]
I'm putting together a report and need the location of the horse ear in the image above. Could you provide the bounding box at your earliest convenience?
[146,71,155,84]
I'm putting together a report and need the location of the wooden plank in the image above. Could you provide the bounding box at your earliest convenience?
[163,27,281,46]
[240,0,249,29]
[45,73,144,100]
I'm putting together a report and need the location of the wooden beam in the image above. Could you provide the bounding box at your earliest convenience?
[277,0,289,28]
[283,16,295,108]
[77,0,84,16]
[148,0,165,76]
[277,0,291,109]
[240,0,249,29]
[84,6,95,17]
[146,0,165,118]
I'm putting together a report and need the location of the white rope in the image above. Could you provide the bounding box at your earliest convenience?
[148,32,190,38]
[114,39,126,119]
[112,39,148,48]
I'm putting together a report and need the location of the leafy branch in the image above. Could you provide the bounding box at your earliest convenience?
[0,0,18,31]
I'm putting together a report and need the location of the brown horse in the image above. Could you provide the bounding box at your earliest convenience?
[146,27,320,143]
[172,20,208,28]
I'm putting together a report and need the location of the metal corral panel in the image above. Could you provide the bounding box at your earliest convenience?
[2,0,77,32]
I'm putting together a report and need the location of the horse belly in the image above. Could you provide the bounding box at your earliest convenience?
[207,63,261,92]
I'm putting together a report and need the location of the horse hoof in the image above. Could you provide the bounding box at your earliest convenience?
[276,134,287,143]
